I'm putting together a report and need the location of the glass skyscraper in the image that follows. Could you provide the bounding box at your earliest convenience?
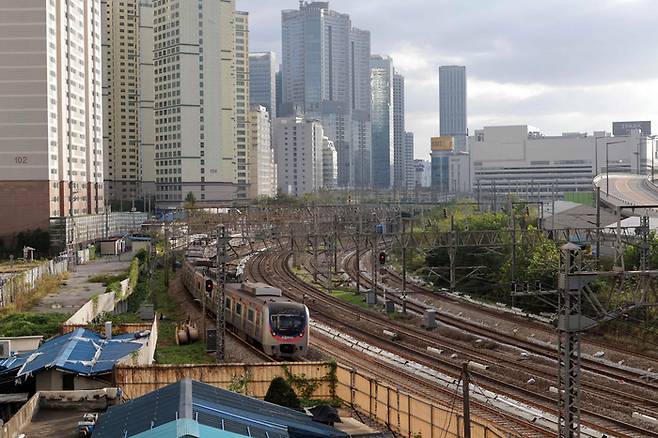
[281,2,371,188]
[370,55,394,189]
[439,66,468,153]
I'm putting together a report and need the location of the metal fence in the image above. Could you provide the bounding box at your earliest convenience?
[49,212,149,252]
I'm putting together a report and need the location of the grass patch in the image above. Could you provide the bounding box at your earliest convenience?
[0,312,68,339]
[88,272,127,286]
[328,288,368,309]
[2,273,69,312]
[155,321,214,364]
[152,268,214,365]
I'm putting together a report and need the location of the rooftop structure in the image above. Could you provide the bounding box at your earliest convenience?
[92,378,349,438]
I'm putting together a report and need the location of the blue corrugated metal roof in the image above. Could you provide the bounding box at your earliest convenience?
[0,328,144,377]
[92,379,348,438]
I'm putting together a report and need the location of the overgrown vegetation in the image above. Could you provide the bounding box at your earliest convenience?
[264,377,300,408]
[152,264,214,365]
[0,313,68,338]
[2,273,69,312]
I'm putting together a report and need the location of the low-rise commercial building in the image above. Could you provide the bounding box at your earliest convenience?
[470,125,656,202]
[430,137,470,194]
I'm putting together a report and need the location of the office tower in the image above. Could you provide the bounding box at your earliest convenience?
[281,2,371,187]
[350,28,372,189]
[235,11,250,200]
[153,0,236,206]
[275,69,283,120]
[272,117,324,196]
[370,55,394,189]
[405,132,416,189]
[0,0,104,240]
[138,0,155,199]
[439,66,468,153]
[249,52,277,118]
[322,137,338,189]
[248,106,277,198]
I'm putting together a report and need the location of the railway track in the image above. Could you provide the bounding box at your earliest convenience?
[344,249,658,390]
[341,250,658,433]
[247,247,658,437]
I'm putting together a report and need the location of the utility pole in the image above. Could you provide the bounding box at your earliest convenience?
[355,214,361,295]
[401,217,407,314]
[216,225,228,362]
[462,362,471,438]
[449,215,456,294]
[596,186,601,269]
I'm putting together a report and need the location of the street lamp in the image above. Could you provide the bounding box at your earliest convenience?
[604,140,626,195]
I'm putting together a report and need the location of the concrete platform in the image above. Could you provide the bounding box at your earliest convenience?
[19,408,86,438]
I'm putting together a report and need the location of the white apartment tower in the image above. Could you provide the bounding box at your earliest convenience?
[139,0,155,198]
[153,0,237,207]
[248,106,276,198]
[273,117,324,196]
[102,0,146,204]
[235,11,250,199]
[0,0,104,240]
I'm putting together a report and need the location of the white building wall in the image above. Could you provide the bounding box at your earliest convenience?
[248,106,276,198]
[322,137,338,189]
[273,117,323,196]
[153,0,236,207]
[471,125,654,201]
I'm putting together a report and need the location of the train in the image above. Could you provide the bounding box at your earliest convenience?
[182,259,309,359]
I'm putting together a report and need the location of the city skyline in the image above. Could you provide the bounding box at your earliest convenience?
[239,0,658,160]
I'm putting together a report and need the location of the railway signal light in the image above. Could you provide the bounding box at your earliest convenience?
[205,279,214,293]
[442,208,448,218]
[379,251,386,265]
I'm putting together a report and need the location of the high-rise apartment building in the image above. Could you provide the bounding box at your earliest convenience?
[249,52,277,119]
[439,66,468,153]
[102,0,156,205]
[153,0,237,207]
[281,2,371,188]
[138,0,155,198]
[235,11,250,200]
[393,71,413,191]
[0,0,104,240]
[248,106,276,198]
[273,117,324,196]
[370,55,394,189]
[350,28,372,189]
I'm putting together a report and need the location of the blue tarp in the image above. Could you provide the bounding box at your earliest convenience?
[0,328,144,377]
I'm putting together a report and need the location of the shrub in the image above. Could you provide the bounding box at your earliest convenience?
[264,377,300,409]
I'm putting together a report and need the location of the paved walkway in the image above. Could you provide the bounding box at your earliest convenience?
[32,254,133,315]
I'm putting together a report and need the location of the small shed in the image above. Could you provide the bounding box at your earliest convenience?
[129,236,152,253]
[99,237,125,256]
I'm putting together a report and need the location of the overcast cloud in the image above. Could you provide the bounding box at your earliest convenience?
[238,0,658,159]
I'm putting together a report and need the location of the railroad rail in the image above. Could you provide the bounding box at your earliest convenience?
[246,247,658,437]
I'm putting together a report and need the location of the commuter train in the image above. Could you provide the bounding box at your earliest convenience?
[182,261,309,359]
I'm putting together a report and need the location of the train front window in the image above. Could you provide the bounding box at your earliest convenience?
[270,314,305,336]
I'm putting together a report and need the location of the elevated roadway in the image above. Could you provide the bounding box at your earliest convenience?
[593,174,658,215]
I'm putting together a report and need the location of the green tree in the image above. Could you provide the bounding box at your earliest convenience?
[264,377,300,409]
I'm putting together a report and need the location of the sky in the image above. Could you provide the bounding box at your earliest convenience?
[238,0,658,160]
